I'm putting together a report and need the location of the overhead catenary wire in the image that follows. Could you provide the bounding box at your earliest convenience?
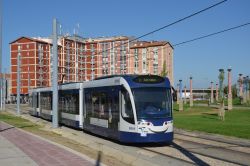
[57,21,250,74]
[173,22,250,47]
[56,0,229,65]
[59,21,250,64]
[92,0,228,56]
[52,20,250,80]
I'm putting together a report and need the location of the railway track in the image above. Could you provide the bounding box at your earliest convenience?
[175,130,250,148]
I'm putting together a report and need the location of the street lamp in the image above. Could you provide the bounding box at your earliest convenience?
[179,79,183,111]
[246,76,249,101]
[210,81,214,104]
[189,76,193,107]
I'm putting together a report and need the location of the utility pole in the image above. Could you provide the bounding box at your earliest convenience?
[17,45,21,115]
[52,18,58,128]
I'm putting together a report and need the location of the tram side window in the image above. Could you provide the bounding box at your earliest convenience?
[85,92,92,116]
[85,90,119,121]
[59,92,79,115]
[91,92,109,119]
[31,93,38,108]
[121,89,135,124]
[40,92,52,110]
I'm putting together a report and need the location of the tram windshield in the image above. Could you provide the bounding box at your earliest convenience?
[132,87,172,119]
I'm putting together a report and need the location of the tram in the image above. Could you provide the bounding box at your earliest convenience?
[29,75,173,143]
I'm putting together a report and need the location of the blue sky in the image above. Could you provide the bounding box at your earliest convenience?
[2,0,250,88]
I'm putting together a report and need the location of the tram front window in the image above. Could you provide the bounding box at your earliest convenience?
[133,87,172,119]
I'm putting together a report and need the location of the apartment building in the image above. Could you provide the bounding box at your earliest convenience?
[10,35,174,99]
[129,41,174,85]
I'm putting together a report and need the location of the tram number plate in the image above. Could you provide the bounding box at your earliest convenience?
[140,128,147,137]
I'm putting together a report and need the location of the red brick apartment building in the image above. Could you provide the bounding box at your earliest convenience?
[10,36,173,100]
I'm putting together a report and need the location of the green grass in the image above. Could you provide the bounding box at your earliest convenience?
[1,108,250,140]
[173,106,250,139]
[0,112,41,131]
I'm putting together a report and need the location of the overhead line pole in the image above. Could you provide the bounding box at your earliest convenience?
[17,46,21,115]
[52,18,58,128]
[0,0,3,110]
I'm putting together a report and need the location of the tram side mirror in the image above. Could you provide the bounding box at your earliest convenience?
[171,86,177,102]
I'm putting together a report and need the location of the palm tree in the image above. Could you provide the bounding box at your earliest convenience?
[218,69,225,100]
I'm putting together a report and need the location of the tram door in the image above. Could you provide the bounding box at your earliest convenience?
[107,87,120,138]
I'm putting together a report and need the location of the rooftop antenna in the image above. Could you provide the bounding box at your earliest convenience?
[59,24,62,36]
[76,23,80,35]
[73,23,80,37]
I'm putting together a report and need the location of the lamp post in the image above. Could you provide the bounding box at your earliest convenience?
[227,68,232,110]
[238,74,243,104]
[176,83,179,104]
[179,79,183,111]
[184,85,187,104]
[246,76,249,102]
[243,76,247,103]
[210,81,214,104]
[189,76,193,107]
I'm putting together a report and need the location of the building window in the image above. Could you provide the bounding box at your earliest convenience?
[101,42,109,75]
[26,44,29,49]
[134,49,139,73]
[120,41,127,74]
[153,47,158,74]
[91,44,95,79]
[110,42,115,75]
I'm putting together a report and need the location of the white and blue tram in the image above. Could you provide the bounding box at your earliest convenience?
[29,75,173,143]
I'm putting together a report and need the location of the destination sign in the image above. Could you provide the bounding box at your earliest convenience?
[133,75,164,84]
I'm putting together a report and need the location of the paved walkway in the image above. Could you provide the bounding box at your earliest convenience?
[0,122,96,166]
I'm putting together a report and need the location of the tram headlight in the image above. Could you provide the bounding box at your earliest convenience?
[138,121,152,126]
[147,122,152,126]
[164,121,172,125]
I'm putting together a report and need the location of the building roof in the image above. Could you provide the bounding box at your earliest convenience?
[130,41,173,49]
[9,36,62,46]
[9,36,51,45]
[83,36,132,43]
